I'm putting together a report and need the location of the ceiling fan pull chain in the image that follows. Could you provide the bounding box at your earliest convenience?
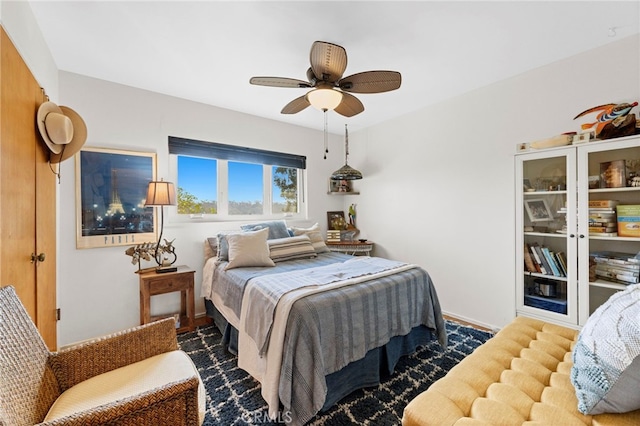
[323,110,329,159]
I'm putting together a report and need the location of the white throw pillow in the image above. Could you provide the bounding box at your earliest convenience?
[225,227,275,270]
[291,223,329,253]
[571,283,640,414]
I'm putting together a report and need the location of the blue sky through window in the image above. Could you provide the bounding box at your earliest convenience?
[177,156,286,203]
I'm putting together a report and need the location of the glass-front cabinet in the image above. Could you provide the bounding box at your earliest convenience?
[516,135,640,327]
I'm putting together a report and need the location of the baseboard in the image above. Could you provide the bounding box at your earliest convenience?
[442,311,500,333]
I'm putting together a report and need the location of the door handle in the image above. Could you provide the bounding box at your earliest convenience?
[30,253,46,263]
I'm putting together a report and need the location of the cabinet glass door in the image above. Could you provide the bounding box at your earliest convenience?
[516,148,577,324]
[578,136,640,326]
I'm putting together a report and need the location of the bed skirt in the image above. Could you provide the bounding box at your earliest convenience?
[204,298,435,411]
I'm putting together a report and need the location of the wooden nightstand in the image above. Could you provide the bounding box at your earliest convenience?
[138,265,195,333]
[326,241,374,256]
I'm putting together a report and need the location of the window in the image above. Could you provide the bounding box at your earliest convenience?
[169,136,305,220]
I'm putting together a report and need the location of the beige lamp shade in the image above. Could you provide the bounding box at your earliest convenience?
[144,180,177,206]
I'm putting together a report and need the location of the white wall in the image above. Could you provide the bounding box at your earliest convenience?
[3,1,639,345]
[54,73,348,345]
[349,34,639,329]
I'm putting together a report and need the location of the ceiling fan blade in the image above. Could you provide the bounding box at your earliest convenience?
[310,41,347,83]
[334,92,364,117]
[250,76,312,88]
[338,71,402,93]
[281,95,311,114]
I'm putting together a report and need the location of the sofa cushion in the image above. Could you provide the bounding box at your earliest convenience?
[45,350,206,424]
[571,283,640,415]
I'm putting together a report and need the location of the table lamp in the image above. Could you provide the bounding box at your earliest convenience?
[145,179,177,273]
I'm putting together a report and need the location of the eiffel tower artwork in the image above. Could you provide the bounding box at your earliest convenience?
[106,169,125,216]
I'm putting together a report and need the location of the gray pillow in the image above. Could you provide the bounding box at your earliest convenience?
[240,220,289,240]
[571,283,640,414]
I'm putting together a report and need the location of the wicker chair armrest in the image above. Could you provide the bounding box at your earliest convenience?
[37,376,201,426]
[49,318,178,391]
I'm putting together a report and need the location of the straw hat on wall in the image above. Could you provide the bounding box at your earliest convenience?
[37,101,87,163]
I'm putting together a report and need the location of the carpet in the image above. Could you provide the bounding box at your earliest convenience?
[177,321,492,425]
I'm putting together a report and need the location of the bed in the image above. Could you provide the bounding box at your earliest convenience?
[200,222,447,425]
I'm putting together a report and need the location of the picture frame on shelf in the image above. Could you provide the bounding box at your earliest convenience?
[600,160,626,188]
[523,178,534,192]
[329,178,352,193]
[524,198,554,222]
[75,147,157,249]
[327,211,346,230]
[329,179,340,193]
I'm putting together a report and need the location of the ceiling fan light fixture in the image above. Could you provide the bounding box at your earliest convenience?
[306,88,343,111]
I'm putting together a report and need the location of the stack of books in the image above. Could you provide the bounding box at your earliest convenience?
[524,242,568,278]
[591,251,640,285]
[617,205,640,237]
[589,200,618,236]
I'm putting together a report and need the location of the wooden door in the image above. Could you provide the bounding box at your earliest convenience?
[0,27,57,349]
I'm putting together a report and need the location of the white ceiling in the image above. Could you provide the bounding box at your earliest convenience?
[27,1,640,134]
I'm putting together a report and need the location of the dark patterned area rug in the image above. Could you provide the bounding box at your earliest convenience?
[177,321,492,425]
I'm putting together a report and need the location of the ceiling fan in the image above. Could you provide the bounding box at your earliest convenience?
[249,40,402,117]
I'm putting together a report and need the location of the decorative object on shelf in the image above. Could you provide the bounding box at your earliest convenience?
[76,147,157,249]
[600,160,626,188]
[573,101,638,139]
[145,179,178,273]
[331,124,363,180]
[327,230,341,242]
[349,204,357,227]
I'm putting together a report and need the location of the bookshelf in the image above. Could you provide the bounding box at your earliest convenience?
[515,134,640,327]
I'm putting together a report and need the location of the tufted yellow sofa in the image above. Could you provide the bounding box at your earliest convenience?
[402,316,640,426]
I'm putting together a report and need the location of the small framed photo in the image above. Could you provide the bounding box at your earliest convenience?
[327,211,346,230]
[524,199,554,222]
[600,160,626,188]
[523,178,534,192]
[329,179,352,193]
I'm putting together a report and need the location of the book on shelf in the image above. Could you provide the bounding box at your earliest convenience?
[541,247,563,277]
[591,251,640,265]
[589,226,617,233]
[588,200,619,208]
[528,243,547,275]
[523,243,538,273]
[532,243,554,276]
[616,205,640,238]
[555,251,568,277]
[594,270,639,284]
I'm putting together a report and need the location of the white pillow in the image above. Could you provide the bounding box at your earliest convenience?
[225,227,275,270]
[291,223,329,253]
[571,283,640,414]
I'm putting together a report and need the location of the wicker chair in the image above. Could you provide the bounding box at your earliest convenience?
[0,285,205,426]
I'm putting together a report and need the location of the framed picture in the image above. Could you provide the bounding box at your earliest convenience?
[600,160,626,188]
[329,179,340,193]
[75,147,157,249]
[327,210,346,230]
[524,199,554,222]
[523,178,533,192]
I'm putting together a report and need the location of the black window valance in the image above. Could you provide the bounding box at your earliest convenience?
[168,136,306,169]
